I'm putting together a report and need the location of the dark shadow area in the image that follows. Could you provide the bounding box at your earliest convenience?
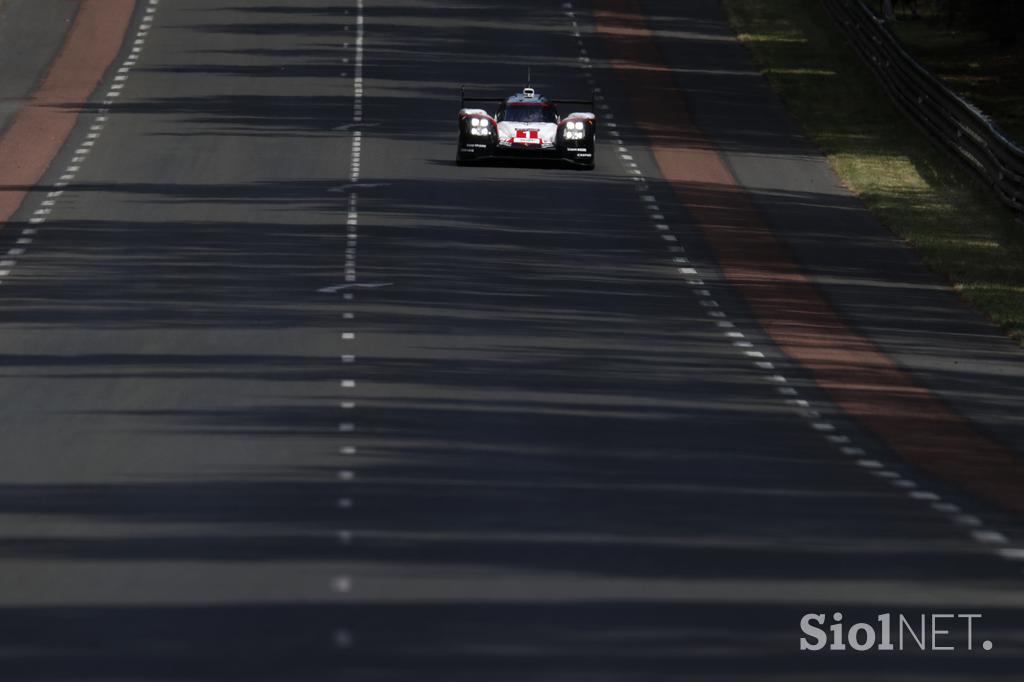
[1,602,1024,681]
[1,0,1024,680]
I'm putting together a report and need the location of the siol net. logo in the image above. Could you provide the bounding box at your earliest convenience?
[800,612,992,652]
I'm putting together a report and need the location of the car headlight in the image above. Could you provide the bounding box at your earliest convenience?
[468,118,491,135]
[564,121,586,140]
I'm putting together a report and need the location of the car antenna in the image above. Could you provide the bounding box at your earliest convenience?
[527,66,532,89]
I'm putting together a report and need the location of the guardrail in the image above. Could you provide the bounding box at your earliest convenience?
[823,0,1024,215]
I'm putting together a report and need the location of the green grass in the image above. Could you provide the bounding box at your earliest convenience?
[722,0,1024,344]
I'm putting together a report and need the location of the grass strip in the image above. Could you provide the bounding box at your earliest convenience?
[721,0,1024,343]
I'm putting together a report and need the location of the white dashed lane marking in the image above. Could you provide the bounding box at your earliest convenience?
[332,0,365,645]
[0,0,161,286]
[560,0,1024,565]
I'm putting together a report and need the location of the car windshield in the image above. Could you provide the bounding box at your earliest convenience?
[501,104,558,124]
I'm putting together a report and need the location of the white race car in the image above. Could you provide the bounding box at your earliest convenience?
[457,86,596,169]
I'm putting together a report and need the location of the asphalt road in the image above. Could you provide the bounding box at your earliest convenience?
[0,0,78,132]
[0,0,1023,680]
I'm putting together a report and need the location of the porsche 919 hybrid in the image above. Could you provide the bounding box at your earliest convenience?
[457,87,597,169]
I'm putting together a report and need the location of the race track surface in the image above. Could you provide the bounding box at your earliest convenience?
[0,0,1023,679]
[0,0,78,133]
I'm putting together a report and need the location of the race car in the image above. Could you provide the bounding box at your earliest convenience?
[457,86,597,169]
